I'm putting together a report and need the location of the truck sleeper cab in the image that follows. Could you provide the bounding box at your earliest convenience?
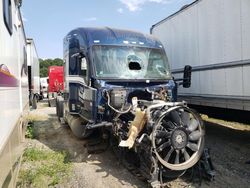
[58,27,205,186]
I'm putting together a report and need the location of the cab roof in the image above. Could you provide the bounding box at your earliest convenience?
[65,27,164,49]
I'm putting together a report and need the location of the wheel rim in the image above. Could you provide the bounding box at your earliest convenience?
[152,106,205,171]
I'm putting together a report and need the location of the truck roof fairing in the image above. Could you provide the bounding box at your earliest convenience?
[64,27,164,49]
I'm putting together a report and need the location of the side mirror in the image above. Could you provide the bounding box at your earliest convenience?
[183,65,192,88]
[17,0,22,7]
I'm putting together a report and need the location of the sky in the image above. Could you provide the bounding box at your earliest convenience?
[21,0,194,59]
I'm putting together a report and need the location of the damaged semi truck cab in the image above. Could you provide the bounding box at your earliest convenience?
[58,27,205,185]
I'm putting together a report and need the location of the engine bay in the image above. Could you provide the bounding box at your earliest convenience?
[97,87,206,186]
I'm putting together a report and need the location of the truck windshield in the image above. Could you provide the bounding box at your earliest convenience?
[92,45,171,80]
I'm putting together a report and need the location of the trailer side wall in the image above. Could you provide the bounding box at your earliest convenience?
[0,1,28,187]
[152,0,250,111]
[27,39,40,95]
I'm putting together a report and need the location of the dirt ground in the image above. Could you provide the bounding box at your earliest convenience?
[23,101,250,188]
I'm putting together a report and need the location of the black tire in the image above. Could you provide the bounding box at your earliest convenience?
[58,97,64,118]
[56,96,64,123]
[29,94,32,106]
[48,99,56,107]
[68,116,93,139]
[81,128,93,139]
[56,98,59,117]
[32,96,37,109]
[50,99,56,107]
[39,94,43,101]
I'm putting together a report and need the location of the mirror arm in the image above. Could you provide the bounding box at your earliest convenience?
[70,51,85,58]
[178,82,183,86]
[173,78,183,82]
[71,52,80,58]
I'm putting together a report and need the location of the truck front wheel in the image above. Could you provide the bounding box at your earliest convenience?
[66,114,93,139]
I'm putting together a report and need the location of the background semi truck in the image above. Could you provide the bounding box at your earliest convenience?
[151,0,250,111]
[27,38,40,109]
[48,66,64,107]
[0,0,28,187]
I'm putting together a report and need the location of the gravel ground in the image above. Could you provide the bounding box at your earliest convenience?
[22,101,250,188]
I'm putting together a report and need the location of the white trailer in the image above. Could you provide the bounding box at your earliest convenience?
[40,77,48,98]
[0,0,29,187]
[27,38,40,109]
[151,0,250,111]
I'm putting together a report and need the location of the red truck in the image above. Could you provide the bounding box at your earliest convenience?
[48,66,64,107]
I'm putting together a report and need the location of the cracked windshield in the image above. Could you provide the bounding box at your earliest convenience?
[93,45,171,79]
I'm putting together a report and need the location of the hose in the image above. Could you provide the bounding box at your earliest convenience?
[105,90,132,114]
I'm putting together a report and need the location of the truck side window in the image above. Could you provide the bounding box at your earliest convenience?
[69,55,78,75]
[80,57,88,84]
[3,0,13,35]
[80,57,87,76]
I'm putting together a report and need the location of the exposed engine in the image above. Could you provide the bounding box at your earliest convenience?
[105,88,205,187]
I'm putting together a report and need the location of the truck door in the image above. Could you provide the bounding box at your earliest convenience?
[78,57,97,122]
[68,54,97,122]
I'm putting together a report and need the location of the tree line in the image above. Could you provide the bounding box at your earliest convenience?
[39,58,63,77]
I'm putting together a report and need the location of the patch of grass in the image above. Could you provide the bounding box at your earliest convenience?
[201,114,250,131]
[25,112,48,123]
[17,148,72,187]
[41,103,49,107]
[25,123,35,139]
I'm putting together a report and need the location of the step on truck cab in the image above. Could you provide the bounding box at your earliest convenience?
[57,27,205,186]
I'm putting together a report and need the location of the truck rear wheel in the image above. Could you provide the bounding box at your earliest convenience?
[56,98,59,116]
[56,96,64,122]
[49,98,56,107]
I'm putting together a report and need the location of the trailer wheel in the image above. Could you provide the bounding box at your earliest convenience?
[29,94,32,106]
[32,95,37,109]
[39,94,43,101]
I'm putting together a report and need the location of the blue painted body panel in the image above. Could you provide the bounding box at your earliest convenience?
[65,27,163,49]
[64,27,177,123]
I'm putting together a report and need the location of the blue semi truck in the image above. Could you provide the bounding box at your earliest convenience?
[56,27,207,187]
